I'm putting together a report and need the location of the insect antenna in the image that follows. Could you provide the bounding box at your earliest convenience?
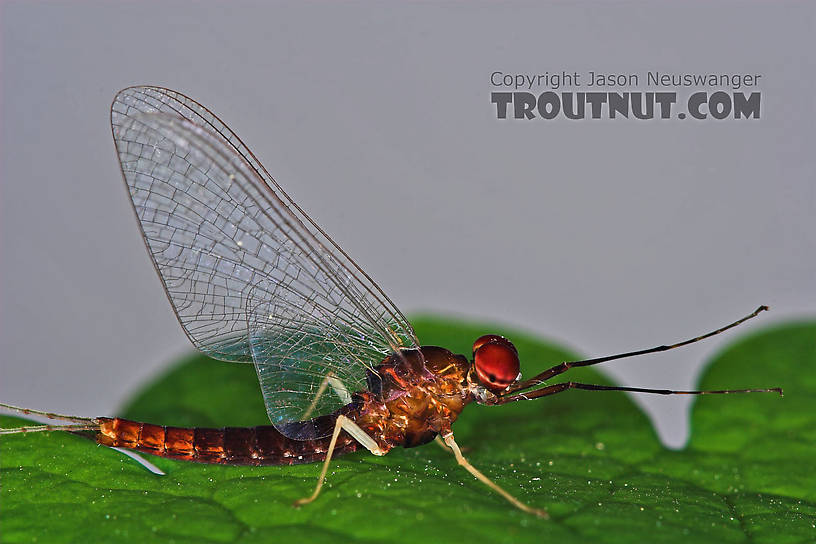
[496,382,783,404]
[506,305,770,394]
[0,402,99,435]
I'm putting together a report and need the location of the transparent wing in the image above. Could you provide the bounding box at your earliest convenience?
[111,86,419,437]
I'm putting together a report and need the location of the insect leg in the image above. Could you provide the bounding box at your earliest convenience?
[441,432,548,518]
[434,435,453,452]
[300,374,332,420]
[328,375,352,406]
[294,415,386,507]
[300,372,352,420]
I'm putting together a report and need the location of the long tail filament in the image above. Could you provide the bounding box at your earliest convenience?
[0,402,99,435]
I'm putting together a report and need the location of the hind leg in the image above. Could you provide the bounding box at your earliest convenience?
[294,415,387,507]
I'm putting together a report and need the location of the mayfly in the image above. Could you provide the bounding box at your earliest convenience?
[0,86,782,518]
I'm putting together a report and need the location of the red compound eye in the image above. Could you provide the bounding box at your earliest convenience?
[472,334,518,357]
[473,340,520,393]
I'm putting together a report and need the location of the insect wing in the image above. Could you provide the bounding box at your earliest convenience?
[111,87,419,437]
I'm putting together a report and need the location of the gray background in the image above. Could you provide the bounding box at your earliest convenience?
[1,1,813,448]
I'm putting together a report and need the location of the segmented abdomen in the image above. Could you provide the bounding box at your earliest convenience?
[96,416,359,466]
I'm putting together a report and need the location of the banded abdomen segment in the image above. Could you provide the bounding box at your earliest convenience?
[96,416,359,466]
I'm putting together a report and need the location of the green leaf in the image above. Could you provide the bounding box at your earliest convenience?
[2,317,814,543]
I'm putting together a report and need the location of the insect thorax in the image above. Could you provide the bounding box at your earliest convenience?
[356,346,472,449]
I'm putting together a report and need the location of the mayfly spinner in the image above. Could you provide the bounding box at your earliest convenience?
[0,86,782,518]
